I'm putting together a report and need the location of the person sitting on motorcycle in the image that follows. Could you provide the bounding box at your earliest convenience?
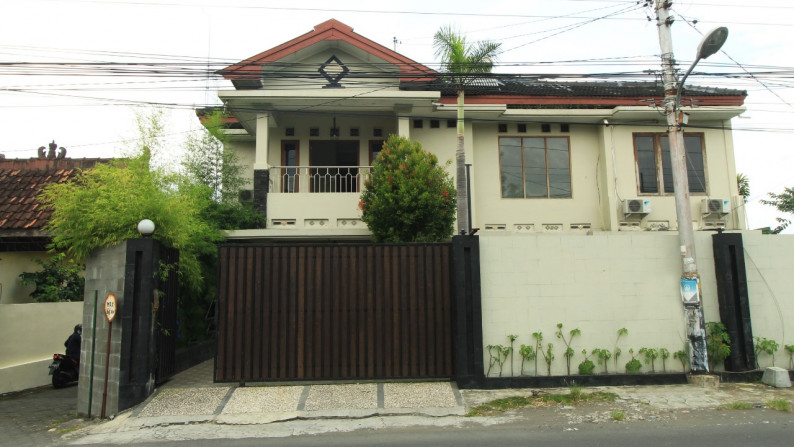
[65,324,82,362]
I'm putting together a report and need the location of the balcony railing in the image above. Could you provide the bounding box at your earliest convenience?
[269,166,373,193]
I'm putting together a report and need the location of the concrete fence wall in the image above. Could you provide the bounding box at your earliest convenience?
[478,231,794,377]
[0,302,83,394]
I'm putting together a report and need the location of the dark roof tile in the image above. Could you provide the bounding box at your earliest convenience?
[0,158,110,232]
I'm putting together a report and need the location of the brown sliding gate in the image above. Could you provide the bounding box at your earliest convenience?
[215,243,454,382]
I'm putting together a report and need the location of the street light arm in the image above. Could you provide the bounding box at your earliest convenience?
[675,56,701,110]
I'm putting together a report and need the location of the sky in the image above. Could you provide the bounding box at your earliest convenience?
[1,0,793,232]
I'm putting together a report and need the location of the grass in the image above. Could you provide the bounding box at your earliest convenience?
[466,387,617,417]
[716,402,753,410]
[611,410,625,421]
[765,398,792,412]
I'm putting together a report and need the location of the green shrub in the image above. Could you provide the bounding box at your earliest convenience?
[360,135,456,242]
[706,322,731,370]
[19,253,84,302]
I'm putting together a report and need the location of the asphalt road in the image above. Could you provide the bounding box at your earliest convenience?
[109,408,793,447]
[0,382,80,447]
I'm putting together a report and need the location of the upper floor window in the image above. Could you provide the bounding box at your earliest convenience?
[499,137,571,198]
[633,133,706,194]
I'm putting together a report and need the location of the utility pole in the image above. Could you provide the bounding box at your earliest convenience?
[654,0,709,373]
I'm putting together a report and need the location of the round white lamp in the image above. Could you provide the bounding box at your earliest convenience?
[137,219,155,237]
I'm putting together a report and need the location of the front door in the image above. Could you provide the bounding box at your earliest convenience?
[309,141,359,192]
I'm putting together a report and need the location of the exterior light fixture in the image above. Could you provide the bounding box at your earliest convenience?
[137,219,155,237]
[676,27,729,106]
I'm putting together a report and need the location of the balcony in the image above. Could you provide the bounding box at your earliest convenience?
[265,166,373,232]
[268,165,373,194]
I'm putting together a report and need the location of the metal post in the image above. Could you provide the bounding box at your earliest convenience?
[101,320,112,418]
[465,163,473,235]
[88,291,98,417]
[655,0,708,372]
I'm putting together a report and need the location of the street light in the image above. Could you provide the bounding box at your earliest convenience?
[656,1,729,373]
[676,27,729,108]
[137,219,155,237]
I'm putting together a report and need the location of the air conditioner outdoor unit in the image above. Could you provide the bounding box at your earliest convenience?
[623,198,651,215]
[701,198,730,215]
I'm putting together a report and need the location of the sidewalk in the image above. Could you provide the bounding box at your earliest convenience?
[67,360,794,445]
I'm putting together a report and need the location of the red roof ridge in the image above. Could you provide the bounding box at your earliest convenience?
[221,19,435,83]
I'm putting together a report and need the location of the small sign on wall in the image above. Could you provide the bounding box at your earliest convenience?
[104,293,117,322]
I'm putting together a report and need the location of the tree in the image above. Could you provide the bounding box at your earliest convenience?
[184,109,265,230]
[359,135,456,242]
[19,253,84,302]
[760,186,794,234]
[184,110,246,204]
[737,173,750,201]
[433,26,501,235]
[40,109,220,298]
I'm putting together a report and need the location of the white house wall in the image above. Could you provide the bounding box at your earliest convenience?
[0,251,49,304]
[479,231,792,377]
[226,107,746,233]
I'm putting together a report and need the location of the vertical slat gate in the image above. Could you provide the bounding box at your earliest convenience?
[155,246,179,384]
[215,243,454,382]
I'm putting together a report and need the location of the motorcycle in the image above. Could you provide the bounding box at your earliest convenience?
[49,353,79,388]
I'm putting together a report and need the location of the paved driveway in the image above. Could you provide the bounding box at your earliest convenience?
[0,383,82,447]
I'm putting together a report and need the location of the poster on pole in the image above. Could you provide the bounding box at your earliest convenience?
[680,278,700,307]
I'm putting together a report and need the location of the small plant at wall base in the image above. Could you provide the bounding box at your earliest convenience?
[674,349,689,372]
[19,253,84,302]
[614,328,628,373]
[359,135,456,242]
[555,323,581,376]
[625,349,642,373]
[754,337,779,367]
[596,348,612,374]
[785,345,794,370]
[532,332,543,376]
[542,343,555,376]
[486,344,512,377]
[507,334,518,377]
[705,322,731,371]
[659,348,670,372]
[639,347,659,373]
[519,344,536,376]
[578,349,597,375]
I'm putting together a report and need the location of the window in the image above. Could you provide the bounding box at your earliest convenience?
[369,140,385,164]
[499,137,571,198]
[633,133,706,194]
[281,141,299,193]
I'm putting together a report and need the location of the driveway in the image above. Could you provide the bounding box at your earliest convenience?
[0,383,85,447]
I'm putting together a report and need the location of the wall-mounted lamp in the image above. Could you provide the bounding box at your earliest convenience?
[137,219,155,237]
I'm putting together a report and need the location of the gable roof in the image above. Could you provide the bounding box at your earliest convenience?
[0,158,109,250]
[220,19,435,87]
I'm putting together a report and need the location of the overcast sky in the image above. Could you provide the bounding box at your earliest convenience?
[2,0,793,231]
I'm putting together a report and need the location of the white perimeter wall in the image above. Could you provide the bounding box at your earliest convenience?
[0,302,83,393]
[479,231,794,376]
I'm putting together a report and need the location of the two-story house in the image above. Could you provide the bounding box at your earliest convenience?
[209,19,746,240]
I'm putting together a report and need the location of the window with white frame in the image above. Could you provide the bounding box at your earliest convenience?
[498,137,571,198]
[633,133,706,194]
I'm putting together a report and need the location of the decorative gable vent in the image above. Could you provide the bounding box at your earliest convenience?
[623,198,651,215]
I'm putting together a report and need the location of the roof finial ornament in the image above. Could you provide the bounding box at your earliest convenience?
[47,141,57,159]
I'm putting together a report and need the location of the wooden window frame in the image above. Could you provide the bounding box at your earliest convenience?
[632,132,707,196]
[497,136,572,199]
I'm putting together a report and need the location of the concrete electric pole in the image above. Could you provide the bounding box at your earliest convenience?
[654,1,727,373]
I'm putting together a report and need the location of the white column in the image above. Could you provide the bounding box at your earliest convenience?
[598,121,619,231]
[254,112,271,170]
